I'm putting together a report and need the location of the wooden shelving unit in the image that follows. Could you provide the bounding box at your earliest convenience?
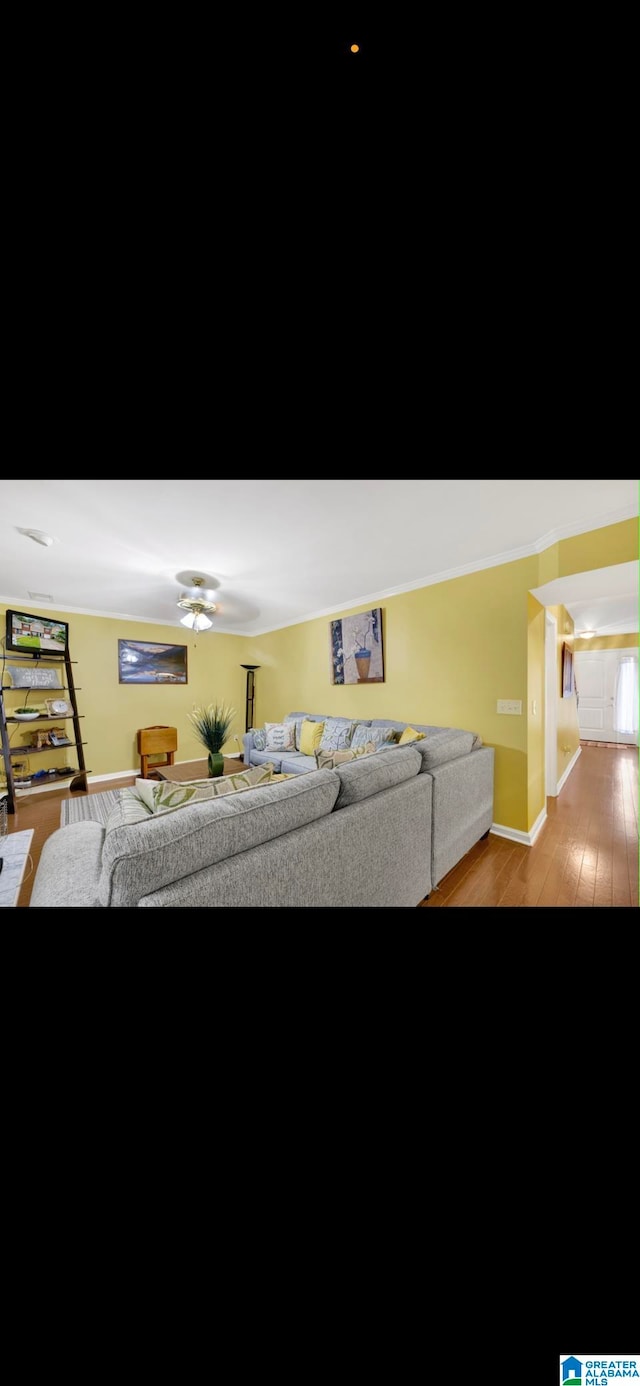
[0,647,89,813]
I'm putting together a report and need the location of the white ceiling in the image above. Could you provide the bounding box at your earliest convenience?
[0,479,637,636]
[530,560,639,636]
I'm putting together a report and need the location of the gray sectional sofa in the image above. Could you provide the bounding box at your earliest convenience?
[244,712,495,887]
[30,747,433,908]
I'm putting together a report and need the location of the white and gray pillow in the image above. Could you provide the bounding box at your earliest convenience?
[265,722,296,751]
[284,715,306,750]
[351,724,396,750]
[318,717,355,752]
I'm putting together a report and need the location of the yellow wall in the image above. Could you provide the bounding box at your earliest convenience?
[573,633,639,652]
[246,517,637,835]
[1,604,248,779]
[554,518,638,578]
[527,595,545,827]
[247,555,538,833]
[548,606,581,773]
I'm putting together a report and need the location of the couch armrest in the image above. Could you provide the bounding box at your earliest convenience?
[242,730,256,765]
[30,821,105,907]
[429,746,495,886]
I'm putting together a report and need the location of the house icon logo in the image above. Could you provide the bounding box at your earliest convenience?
[562,1358,583,1386]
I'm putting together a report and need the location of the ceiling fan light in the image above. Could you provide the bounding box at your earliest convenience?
[177,575,217,630]
[180,611,213,631]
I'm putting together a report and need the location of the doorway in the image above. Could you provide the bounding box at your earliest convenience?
[574,647,639,745]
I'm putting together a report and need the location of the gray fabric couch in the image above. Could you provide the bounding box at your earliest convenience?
[243,712,495,887]
[29,747,433,908]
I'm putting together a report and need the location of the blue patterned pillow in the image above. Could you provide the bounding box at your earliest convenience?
[351,724,396,750]
[318,718,355,752]
[253,728,267,750]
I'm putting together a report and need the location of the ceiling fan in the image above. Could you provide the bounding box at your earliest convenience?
[176,577,219,631]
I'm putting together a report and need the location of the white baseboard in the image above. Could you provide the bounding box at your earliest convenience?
[556,744,581,795]
[491,806,548,847]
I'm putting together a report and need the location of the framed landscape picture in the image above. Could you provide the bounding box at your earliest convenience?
[330,607,384,684]
[118,639,188,684]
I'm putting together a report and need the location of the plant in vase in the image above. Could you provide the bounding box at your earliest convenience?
[351,615,374,681]
[188,701,236,776]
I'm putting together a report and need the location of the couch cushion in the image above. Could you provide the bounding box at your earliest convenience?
[133,762,275,814]
[29,821,105,907]
[253,728,267,749]
[299,719,325,755]
[351,723,396,750]
[265,722,296,751]
[251,749,282,771]
[374,723,478,769]
[406,729,477,769]
[333,745,421,808]
[315,744,376,770]
[98,770,340,907]
[285,712,328,723]
[318,717,355,752]
[398,726,426,744]
[280,753,316,775]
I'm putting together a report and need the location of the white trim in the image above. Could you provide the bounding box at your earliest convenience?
[556,744,581,794]
[545,611,558,797]
[1,504,636,638]
[491,806,548,847]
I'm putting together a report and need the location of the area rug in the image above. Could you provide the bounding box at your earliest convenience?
[60,789,121,828]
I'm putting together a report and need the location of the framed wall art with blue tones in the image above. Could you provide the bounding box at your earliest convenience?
[329,608,384,685]
[118,639,188,684]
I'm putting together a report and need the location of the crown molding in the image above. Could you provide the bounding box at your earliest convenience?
[2,505,636,638]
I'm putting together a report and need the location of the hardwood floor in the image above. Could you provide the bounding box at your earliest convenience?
[4,744,638,908]
[421,743,638,908]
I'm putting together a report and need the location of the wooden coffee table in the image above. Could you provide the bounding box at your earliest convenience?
[153,757,245,784]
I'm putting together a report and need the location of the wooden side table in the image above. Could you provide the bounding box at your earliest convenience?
[137,726,178,779]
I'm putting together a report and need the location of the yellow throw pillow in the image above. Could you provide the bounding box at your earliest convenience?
[398,727,426,744]
[299,719,325,756]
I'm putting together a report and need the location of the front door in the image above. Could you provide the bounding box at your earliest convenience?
[574,647,638,745]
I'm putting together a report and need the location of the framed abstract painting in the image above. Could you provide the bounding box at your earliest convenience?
[329,608,384,685]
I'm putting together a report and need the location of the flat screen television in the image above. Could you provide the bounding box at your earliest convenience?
[5,608,69,657]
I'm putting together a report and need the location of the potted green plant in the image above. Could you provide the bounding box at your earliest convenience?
[13,690,40,720]
[188,701,236,777]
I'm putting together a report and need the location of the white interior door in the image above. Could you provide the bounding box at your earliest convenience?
[574,648,638,745]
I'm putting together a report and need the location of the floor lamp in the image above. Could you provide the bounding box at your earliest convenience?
[240,665,260,734]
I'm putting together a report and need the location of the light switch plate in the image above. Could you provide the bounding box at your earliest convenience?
[497,699,522,715]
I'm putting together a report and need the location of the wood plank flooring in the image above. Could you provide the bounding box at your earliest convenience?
[5,773,136,907]
[421,743,638,908]
[3,744,637,908]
